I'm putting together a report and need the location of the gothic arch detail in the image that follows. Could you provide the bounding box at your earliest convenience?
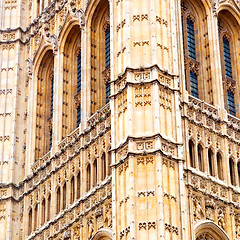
[195,220,230,240]
[91,228,113,240]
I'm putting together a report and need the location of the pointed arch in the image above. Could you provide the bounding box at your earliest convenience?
[58,22,83,138]
[87,0,110,114]
[188,139,196,168]
[218,8,240,116]
[181,0,213,103]
[208,148,215,176]
[91,228,113,240]
[34,49,54,160]
[195,220,230,240]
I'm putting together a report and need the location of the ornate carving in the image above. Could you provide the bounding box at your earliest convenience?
[63,230,71,239]
[217,206,226,230]
[69,1,85,26]
[192,195,204,222]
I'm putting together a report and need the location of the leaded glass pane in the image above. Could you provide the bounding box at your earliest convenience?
[105,26,110,68]
[51,77,54,117]
[223,37,232,79]
[77,106,81,127]
[77,52,81,93]
[227,90,236,116]
[106,82,111,103]
[187,18,196,60]
[190,72,199,98]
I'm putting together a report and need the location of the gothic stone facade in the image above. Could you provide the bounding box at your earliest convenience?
[0,0,240,239]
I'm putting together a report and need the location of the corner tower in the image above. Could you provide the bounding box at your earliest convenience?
[110,0,187,239]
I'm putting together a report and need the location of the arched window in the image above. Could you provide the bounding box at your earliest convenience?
[102,153,106,180]
[70,176,75,204]
[189,140,195,168]
[90,0,110,114]
[195,220,230,240]
[28,208,32,235]
[86,164,91,191]
[63,182,67,209]
[93,159,98,186]
[35,50,54,160]
[208,149,214,176]
[218,11,240,116]
[62,25,81,138]
[217,152,223,180]
[181,1,212,103]
[56,187,60,214]
[229,158,236,186]
[197,144,204,172]
[182,5,199,98]
[77,171,81,199]
[41,198,45,225]
[47,194,51,221]
[221,35,236,116]
[33,204,38,231]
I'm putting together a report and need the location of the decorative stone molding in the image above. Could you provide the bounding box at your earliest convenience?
[69,1,85,27]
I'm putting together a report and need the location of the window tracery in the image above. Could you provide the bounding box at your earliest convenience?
[196,233,217,240]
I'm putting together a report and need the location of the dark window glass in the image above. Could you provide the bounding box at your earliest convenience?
[223,36,232,79]
[208,149,214,176]
[229,158,236,186]
[51,77,54,117]
[77,52,81,126]
[106,82,111,103]
[227,90,236,116]
[105,26,110,68]
[77,106,81,127]
[189,140,195,168]
[190,72,199,98]
[49,128,53,151]
[77,52,81,93]
[187,18,196,60]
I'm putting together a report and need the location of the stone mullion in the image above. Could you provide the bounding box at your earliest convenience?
[26,66,38,172]
[53,51,64,149]
[207,13,224,109]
